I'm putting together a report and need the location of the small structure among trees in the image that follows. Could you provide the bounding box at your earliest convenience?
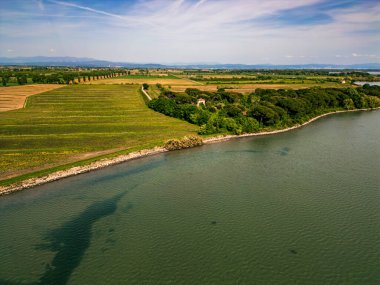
[197,98,206,107]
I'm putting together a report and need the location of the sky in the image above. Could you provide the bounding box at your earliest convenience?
[0,0,379,64]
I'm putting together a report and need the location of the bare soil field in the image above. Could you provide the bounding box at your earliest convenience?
[171,85,218,92]
[0,84,63,112]
[85,78,199,86]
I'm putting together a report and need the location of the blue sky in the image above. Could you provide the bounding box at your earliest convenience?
[0,0,379,64]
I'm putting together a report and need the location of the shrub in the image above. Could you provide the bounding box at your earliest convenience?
[164,135,203,150]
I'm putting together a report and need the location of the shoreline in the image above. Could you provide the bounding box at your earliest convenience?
[203,107,380,143]
[1,107,379,196]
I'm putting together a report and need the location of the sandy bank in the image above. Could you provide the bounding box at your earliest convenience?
[1,107,378,196]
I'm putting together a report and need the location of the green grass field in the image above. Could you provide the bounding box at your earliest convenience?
[0,84,197,184]
[146,85,162,98]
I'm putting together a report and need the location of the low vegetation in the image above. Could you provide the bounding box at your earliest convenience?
[148,85,380,135]
[164,135,203,150]
[0,84,197,184]
[1,66,379,186]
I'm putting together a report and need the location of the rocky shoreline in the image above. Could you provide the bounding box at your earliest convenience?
[0,147,168,196]
[0,107,378,196]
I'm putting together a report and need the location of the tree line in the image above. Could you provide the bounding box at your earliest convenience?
[148,85,380,135]
[0,68,127,86]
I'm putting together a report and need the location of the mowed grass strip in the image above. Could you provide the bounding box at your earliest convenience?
[0,84,198,183]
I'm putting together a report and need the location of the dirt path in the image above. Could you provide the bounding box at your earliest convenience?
[141,86,152,101]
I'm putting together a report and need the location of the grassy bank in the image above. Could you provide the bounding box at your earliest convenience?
[0,84,197,185]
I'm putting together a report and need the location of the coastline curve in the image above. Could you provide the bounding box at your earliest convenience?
[0,107,379,196]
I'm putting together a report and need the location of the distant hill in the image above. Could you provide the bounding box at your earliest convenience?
[0,56,165,68]
[0,56,379,70]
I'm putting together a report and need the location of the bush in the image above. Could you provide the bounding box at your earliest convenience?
[164,135,203,150]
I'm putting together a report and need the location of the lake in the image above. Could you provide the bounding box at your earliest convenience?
[0,110,379,285]
[355,81,380,86]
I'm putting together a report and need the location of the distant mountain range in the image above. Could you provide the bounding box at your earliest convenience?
[1,56,380,70]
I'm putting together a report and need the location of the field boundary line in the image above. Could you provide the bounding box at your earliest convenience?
[23,97,29,108]
[178,76,205,86]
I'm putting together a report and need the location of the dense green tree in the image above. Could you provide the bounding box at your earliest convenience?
[16,75,28,85]
[249,103,281,126]
[343,98,355,110]
[148,86,380,135]
[185,88,201,97]
[223,104,243,118]
[2,75,10,86]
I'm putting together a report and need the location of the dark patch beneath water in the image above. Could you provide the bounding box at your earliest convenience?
[225,150,262,154]
[289,249,298,254]
[0,192,126,285]
[278,147,290,156]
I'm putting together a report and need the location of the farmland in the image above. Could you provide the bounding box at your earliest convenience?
[82,69,380,93]
[0,84,197,184]
[86,76,200,86]
[2,67,379,93]
[169,83,345,93]
[0,84,63,112]
[1,68,379,186]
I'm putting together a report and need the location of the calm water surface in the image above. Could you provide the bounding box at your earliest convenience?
[0,111,379,285]
[354,81,380,86]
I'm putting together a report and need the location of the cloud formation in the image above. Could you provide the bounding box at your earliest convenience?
[0,0,379,64]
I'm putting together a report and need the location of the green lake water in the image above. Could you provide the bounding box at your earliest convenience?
[0,110,379,285]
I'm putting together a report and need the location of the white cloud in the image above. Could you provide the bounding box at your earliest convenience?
[35,0,45,11]
[352,53,379,58]
[0,0,379,64]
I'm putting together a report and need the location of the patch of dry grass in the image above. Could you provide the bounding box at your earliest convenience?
[171,85,218,92]
[0,84,63,112]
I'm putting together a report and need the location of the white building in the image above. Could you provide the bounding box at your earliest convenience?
[197,98,206,107]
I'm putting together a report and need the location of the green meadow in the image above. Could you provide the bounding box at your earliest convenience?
[0,84,197,185]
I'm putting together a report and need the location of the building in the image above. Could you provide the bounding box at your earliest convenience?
[197,98,206,107]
